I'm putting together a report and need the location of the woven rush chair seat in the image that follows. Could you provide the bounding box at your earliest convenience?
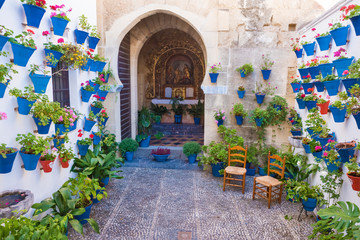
[254,175,282,187]
[225,166,246,175]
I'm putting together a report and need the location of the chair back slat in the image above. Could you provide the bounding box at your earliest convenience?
[267,152,286,179]
[228,145,247,168]
[269,169,282,176]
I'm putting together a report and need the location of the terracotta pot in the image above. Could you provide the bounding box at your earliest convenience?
[40,159,55,173]
[59,157,70,168]
[347,173,360,191]
[316,100,330,115]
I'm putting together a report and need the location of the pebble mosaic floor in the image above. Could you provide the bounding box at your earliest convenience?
[69,160,316,240]
[150,134,204,147]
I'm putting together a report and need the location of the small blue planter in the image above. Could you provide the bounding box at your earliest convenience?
[261,70,271,80]
[329,105,346,123]
[315,35,332,51]
[33,116,52,134]
[84,117,96,132]
[174,114,182,124]
[0,0,5,9]
[258,167,267,176]
[55,124,68,135]
[22,4,46,28]
[323,79,340,96]
[217,119,224,127]
[0,81,9,98]
[301,82,314,95]
[318,63,333,78]
[81,88,95,102]
[74,29,89,45]
[294,49,303,58]
[314,81,325,92]
[29,74,51,94]
[153,154,170,162]
[308,66,320,79]
[296,98,306,109]
[246,166,256,176]
[237,90,245,99]
[20,151,41,171]
[90,105,102,115]
[98,117,109,128]
[350,15,360,36]
[188,154,197,164]
[53,137,65,149]
[97,89,108,101]
[44,49,63,68]
[77,141,90,156]
[74,204,93,224]
[125,151,134,161]
[96,61,106,72]
[305,100,317,111]
[89,81,99,93]
[10,42,36,67]
[302,198,317,212]
[101,177,110,186]
[255,93,265,104]
[330,25,349,46]
[88,36,100,49]
[342,78,360,96]
[240,70,246,78]
[353,113,360,129]
[51,17,69,36]
[315,133,336,148]
[255,118,263,127]
[298,68,309,79]
[324,157,342,172]
[312,150,323,159]
[335,144,356,163]
[194,117,200,125]
[291,129,302,136]
[0,150,18,174]
[90,61,98,72]
[290,83,301,93]
[211,162,225,177]
[69,119,77,132]
[92,132,101,145]
[235,115,244,125]
[139,135,151,147]
[303,144,311,154]
[303,42,316,56]
[0,35,9,51]
[333,57,354,77]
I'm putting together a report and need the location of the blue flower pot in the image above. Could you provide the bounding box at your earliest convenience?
[217,119,224,127]
[0,0,5,9]
[350,15,360,36]
[330,25,349,46]
[294,49,303,58]
[342,78,360,96]
[329,105,346,123]
[255,93,265,104]
[101,177,110,186]
[96,61,106,72]
[261,70,271,80]
[188,154,197,164]
[174,114,182,124]
[291,129,302,136]
[335,144,356,163]
[92,132,101,145]
[0,149,18,174]
[305,100,317,111]
[303,42,315,56]
[301,82,314,95]
[312,150,323,159]
[258,167,267,176]
[315,133,336,148]
[0,81,9,98]
[88,36,100,49]
[90,61,99,72]
[81,88,95,102]
[255,117,263,127]
[69,119,77,132]
[153,154,170,162]
[296,98,306,109]
[240,70,246,78]
[92,190,103,204]
[237,90,245,98]
[235,115,244,125]
[273,104,282,111]
[55,124,68,135]
[211,162,225,177]
[333,57,354,77]
[77,141,90,156]
[353,113,360,129]
[33,116,52,134]
[89,81,99,92]
[194,117,200,125]
[10,42,36,67]
[298,68,309,79]
[246,166,256,176]
[315,35,332,51]
[44,49,63,68]
[51,17,69,36]
[323,79,340,96]
[324,157,342,172]
[20,151,41,171]
[53,137,65,149]
[139,135,151,148]
[22,4,46,28]
[0,35,9,51]
[90,105,102,115]
[74,29,89,45]
[290,83,301,93]
[308,66,320,79]
[125,151,134,161]
[303,144,311,154]
[29,74,51,94]
[17,97,35,115]
[318,63,333,78]
[74,204,93,224]
[314,81,325,92]
[98,117,109,128]
[306,128,316,138]
[97,89,108,101]
[84,117,96,132]
[81,58,93,71]
[302,198,317,212]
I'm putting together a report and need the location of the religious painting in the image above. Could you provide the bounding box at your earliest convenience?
[166,55,194,85]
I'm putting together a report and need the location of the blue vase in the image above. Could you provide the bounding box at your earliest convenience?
[77,141,90,156]
[333,57,354,77]
[53,137,65,149]
[291,129,302,136]
[323,79,341,96]
[101,177,109,186]
[330,25,349,46]
[335,144,356,163]
[211,162,225,177]
[194,117,200,125]
[324,158,342,172]
[318,63,333,78]
[294,49,303,58]
[0,81,9,98]
[139,135,151,147]
[98,117,109,128]
[303,42,316,56]
[92,132,101,145]
[296,98,306,109]
[81,88,95,102]
[314,81,325,92]
[240,70,246,78]
[301,82,314,95]
[29,74,51,94]
[298,68,309,79]
[84,117,96,132]
[55,124,68,135]
[217,119,224,127]
[20,150,41,171]
[261,70,271,80]
[303,144,311,154]
[74,29,89,44]
[255,118,263,127]
[329,105,346,123]
[235,115,243,125]
[255,93,266,104]
[88,36,100,49]
[97,89,108,101]
[312,150,323,159]
[308,66,320,79]
[237,90,245,98]
[302,198,317,212]
[74,204,93,224]
[353,113,360,129]
[90,105,102,115]
[258,167,267,176]
[342,78,360,96]
[33,116,52,134]
[350,15,360,36]
[44,49,63,68]
[125,151,134,161]
[0,0,5,9]
[0,35,9,51]
[188,154,197,164]
[153,154,170,162]
[290,83,301,93]
[17,97,35,115]
[51,17,69,36]
[10,42,36,67]
[0,149,18,174]
[315,35,332,51]
[174,114,182,124]
[305,100,317,111]
[22,4,46,28]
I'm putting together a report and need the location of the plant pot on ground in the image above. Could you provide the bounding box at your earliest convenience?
[119,138,139,161]
[171,97,187,124]
[151,147,171,162]
[136,106,157,147]
[199,141,227,177]
[150,103,169,124]
[186,99,204,125]
[183,141,202,164]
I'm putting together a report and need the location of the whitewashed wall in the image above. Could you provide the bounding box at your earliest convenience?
[298,0,360,206]
[0,0,98,204]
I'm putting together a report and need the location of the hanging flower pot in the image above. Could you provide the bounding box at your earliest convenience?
[98,117,109,128]
[333,57,354,77]
[301,82,314,95]
[314,81,325,92]
[29,74,51,94]
[40,159,55,173]
[19,150,41,171]
[88,36,100,49]
[305,100,317,111]
[239,70,246,78]
[298,68,309,79]
[0,80,9,98]
[255,117,263,127]
[97,89,108,101]
[53,137,65,149]
[0,0,5,9]
[255,93,266,104]
[90,105,102,115]
[290,83,301,93]
[350,15,360,36]
[347,173,360,191]
[68,119,77,132]
[89,81,99,92]
[324,157,342,172]
[303,144,311,154]
[317,63,333,78]
[174,114,182,124]
[308,66,320,79]
[329,105,347,123]
[335,141,356,163]
[237,90,245,99]
[0,148,18,174]
[342,78,360,96]
[316,100,330,115]
[330,25,349,46]
[296,98,306,109]
[323,79,341,96]
[261,70,271,80]
[312,150,323,159]
[315,35,332,51]
[294,48,303,58]
[235,115,243,125]
[0,35,9,51]
[81,58,93,71]
[353,113,360,129]
[81,88,95,102]
[290,129,302,136]
[306,128,316,138]
[84,117,96,132]
[303,42,316,56]
[59,157,70,168]
[10,42,36,67]
[92,132,101,145]
[74,29,89,45]
[55,124,69,135]
[33,117,52,135]
[217,119,224,127]
[44,49,63,68]
[211,162,225,177]
[302,198,317,212]
[51,17,69,36]
[77,141,90,156]
[17,97,36,115]
[315,133,336,148]
[96,61,106,72]
[22,4,46,28]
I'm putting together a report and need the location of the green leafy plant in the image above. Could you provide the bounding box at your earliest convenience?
[209,62,222,73]
[261,54,274,70]
[58,145,75,162]
[0,143,17,158]
[101,131,118,154]
[230,103,247,117]
[118,138,139,154]
[136,106,157,142]
[0,25,14,37]
[253,82,277,95]
[183,141,202,157]
[78,14,91,31]
[238,86,245,91]
[198,141,227,167]
[0,52,18,84]
[217,125,244,147]
[9,86,40,101]
[248,107,269,128]
[345,156,360,177]
[30,95,62,126]
[305,108,326,136]
[320,170,343,208]
[236,63,254,75]
[9,30,36,48]
[292,181,324,205]
[60,43,86,70]
[150,103,170,118]
[186,99,204,118]
[29,63,50,76]
[16,133,50,155]
[170,97,187,115]
[90,25,100,38]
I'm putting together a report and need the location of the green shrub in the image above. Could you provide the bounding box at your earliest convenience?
[119,138,139,153]
[183,142,202,156]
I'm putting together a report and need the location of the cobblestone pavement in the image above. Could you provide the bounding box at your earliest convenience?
[69,161,316,240]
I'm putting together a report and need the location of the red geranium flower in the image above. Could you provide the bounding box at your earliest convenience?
[89,134,94,139]
[27,29,35,35]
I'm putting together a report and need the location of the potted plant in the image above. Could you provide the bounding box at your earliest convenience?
[80,81,95,102]
[345,156,360,191]
[16,133,50,171]
[42,31,64,68]
[290,37,303,58]
[335,140,356,163]
[100,66,113,83]
[28,64,51,94]
[290,125,302,137]
[171,96,186,124]
[58,145,74,168]
[213,109,226,127]
[97,109,109,129]
[306,58,320,79]
[74,14,91,45]
[296,92,306,109]
[91,131,101,145]
[77,130,93,156]
[304,93,318,111]
[230,103,247,126]
[302,137,311,153]
[186,100,203,125]
[298,62,309,79]
[89,25,101,49]
[91,54,107,72]
[322,141,342,172]
[98,84,110,101]
[151,147,170,162]
[260,54,274,80]
[20,0,47,28]
[49,4,71,36]
[237,85,245,98]
[301,39,316,56]
[119,138,139,161]
[199,141,227,177]
[0,59,17,98]
[8,30,36,67]
[270,95,287,111]
[0,143,18,174]
[332,48,354,77]
[83,111,97,132]
[252,82,276,104]
[314,30,332,51]
[208,62,222,83]
[301,75,314,95]
[236,63,254,77]
[290,76,301,93]
[341,4,360,35]
[39,149,57,173]
[249,107,269,128]
[294,182,324,212]
[246,151,258,176]
[288,108,300,125]
[317,55,333,78]
[329,21,349,47]
[136,106,156,147]
[150,103,169,124]
[0,25,14,51]
[183,141,201,164]
[10,86,41,116]
[347,84,360,128]
[310,139,323,159]
[316,97,330,115]
[90,96,103,115]
[329,100,347,123]
[342,60,360,96]
[320,74,340,96]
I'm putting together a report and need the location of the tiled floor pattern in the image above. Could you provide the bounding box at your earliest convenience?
[150,134,204,147]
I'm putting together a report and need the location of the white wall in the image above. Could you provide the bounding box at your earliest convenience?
[0,0,98,204]
[298,0,360,206]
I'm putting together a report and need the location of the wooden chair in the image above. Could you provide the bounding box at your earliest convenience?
[252,152,286,208]
[223,145,247,194]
